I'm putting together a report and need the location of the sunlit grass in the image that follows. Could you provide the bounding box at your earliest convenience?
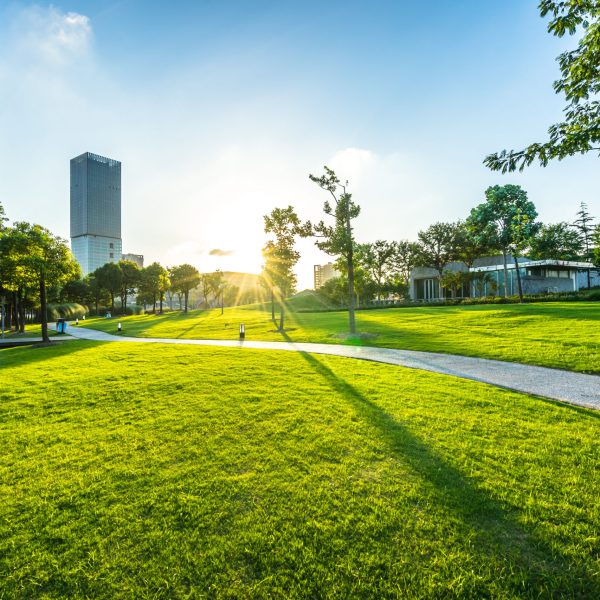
[81,302,600,373]
[1,341,599,597]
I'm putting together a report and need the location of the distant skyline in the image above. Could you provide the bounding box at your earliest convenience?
[1,1,598,289]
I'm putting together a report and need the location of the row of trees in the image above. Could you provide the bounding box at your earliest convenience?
[0,204,80,342]
[260,172,599,335]
[64,262,235,316]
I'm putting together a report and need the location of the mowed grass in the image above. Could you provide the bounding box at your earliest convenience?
[82,302,600,373]
[1,341,599,598]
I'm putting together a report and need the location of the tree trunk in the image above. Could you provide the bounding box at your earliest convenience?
[111,293,115,312]
[40,273,49,343]
[221,291,224,315]
[501,250,509,297]
[159,293,163,314]
[184,291,189,313]
[346,237,357,334]
[95,295,99,316]
[271,289,275,322]
[513,255,524,302]
[279,301,285,331]
[17,288,25,333]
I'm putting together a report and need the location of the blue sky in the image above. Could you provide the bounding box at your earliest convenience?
[1,1,598,288]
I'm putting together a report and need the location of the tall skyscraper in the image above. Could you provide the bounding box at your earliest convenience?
[70,152,122,275]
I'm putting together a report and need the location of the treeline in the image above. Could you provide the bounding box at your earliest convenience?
[0,206,80,342]
[259,174,599,335]
[0,201,261,342]
[316,185,599,306]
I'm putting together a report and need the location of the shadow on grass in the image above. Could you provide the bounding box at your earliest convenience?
[0,339,100,371]
[284,339,597,595]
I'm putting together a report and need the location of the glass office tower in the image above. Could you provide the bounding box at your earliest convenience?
[70,152,122,275]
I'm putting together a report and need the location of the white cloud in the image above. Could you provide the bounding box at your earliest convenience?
[328,147,376,184]
[14,5,92,65]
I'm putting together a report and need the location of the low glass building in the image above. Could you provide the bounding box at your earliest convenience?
[410,256,597,301]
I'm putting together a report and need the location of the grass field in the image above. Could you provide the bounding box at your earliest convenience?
[1,341,599,597]
[80,302,600,373]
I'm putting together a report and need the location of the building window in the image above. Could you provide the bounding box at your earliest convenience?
[109,242,114,249]
[110,253,114,258]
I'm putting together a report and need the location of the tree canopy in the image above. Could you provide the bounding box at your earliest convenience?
[307,167,361,334]
[485,1,600,172]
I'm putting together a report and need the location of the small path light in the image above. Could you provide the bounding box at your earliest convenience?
[239,323,245,340]
[75,318,79,326]
[118,322,122,333]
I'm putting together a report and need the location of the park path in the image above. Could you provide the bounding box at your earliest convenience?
[61,326,600,411]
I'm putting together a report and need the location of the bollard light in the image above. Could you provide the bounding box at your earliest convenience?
[239,323,245,340]
[118,322,122,333]
[75,318,79,326]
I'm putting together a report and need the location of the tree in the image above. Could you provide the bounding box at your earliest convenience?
[87,273,108,315]
[61,278,91,304]
[95,262,122,312]
[13,222,80,342]
[307,167,361,334]
[170,264,200,313]
[261,206,308,330]
[454,222,493,268]
[467,185,538,297]
[509,209,541,302]
[392,240,419,287]
[593,224,600,266]
[0,224,36,333]
[416,222,462,277]
[485,2,600,172]
[199,274,212,308]
[529,222,583,261]
[572,201,597,288]
[141,262,168,313]
[119,259,141,314]
[358,240,397,302]
[205,270,226,314]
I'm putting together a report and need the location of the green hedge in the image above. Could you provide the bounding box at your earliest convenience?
[47,303,89,320]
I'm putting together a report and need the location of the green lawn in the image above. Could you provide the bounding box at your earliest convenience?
[1,341,598,597]
[82,302,600,373]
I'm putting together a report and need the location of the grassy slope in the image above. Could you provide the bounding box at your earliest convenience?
[82,302,600,373]
[1,341,599,598]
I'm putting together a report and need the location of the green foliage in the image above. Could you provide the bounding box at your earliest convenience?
[118,259,142,312]
[416,221,463,275]
[572,201,597,261]
[169,263,200,313]
[95,262,123,312]
[529,222,584,260]
[46,302,88,320]
[485,1,600,171]
[140,262,169,312]
[308,166,361,333]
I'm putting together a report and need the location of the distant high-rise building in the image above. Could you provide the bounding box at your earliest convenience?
[122,253,144,268]
[70,152,122,275]
[314,262,339,289]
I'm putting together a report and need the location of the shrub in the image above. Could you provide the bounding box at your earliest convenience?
[47,303,88,320]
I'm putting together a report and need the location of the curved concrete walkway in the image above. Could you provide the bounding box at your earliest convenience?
[64,326,600,410]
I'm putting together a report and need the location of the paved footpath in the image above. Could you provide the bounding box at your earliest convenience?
[61,326,600,411]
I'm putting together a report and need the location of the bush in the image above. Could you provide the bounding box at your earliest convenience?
[47,303,88,320]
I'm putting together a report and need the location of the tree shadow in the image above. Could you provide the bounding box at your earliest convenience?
[0,339,100,371]
[284,341,598,595]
